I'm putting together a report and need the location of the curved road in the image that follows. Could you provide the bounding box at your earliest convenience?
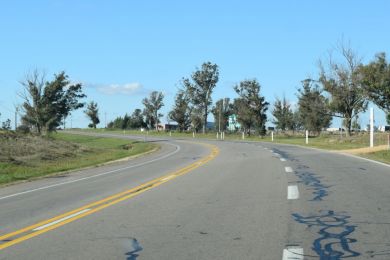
[0,133,390,259]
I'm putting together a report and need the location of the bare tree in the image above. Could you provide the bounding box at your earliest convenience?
[319,44,367,136]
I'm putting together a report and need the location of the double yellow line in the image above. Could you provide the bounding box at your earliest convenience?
[0,142,219,251]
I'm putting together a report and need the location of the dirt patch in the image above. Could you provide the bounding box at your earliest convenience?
[339,145,390,155]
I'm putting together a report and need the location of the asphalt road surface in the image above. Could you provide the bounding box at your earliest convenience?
[1,132,390,259]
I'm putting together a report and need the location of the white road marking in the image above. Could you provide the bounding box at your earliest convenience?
[273,152,280,157]
[283,247,304,260]
[285,166,293,173]
[0,143,181,201]
[280,158,287,162]
[32,209,91,231]
[288,185,299,200]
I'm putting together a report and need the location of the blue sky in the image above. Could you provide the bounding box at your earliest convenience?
[1,0,389,128]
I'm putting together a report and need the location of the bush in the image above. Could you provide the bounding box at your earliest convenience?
[16,125,30,134]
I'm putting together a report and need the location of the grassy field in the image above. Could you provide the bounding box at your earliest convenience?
[0,132,157,185]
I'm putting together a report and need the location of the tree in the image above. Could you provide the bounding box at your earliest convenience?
[183,62,219,133]
[297,79,332,134]
[211,98,232,132]
[19,71,86,134]
[129,109,146,129]
[142,91,164,130]
[84,101,100,128]
[233,79,269,136]
[319,45,367,136]
[1,118,11,130]
[291,110,304,132]
[272,97,294,131]
[351,116,361,131]
[359,52,390,122]
[190,108,203,132]
[168,90,192,132]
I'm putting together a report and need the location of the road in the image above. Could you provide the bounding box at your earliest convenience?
[1,133,390,259]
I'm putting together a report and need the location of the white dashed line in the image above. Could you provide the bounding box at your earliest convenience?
[280,158,287,162]
[287,185,299,200]
[282,247,304,260]
[285,166,293,173]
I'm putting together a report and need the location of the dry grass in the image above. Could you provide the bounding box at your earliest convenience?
[0,132,157,185]
[0,132,90,166]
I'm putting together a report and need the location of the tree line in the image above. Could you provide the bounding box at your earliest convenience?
[4,43,390,136]
[272,45,390,137]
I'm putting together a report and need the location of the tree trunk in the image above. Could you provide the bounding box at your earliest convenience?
[345,117,352,137]
[203,107,207,134]
[155,111,158,131]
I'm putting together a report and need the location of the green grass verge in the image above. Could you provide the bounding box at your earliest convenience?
[360,150,390,164]
[79,128,389,150]
[0,132,157,185]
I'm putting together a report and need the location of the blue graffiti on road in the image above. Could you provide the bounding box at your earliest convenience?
[294,166,331,201]
[292,210,360,259]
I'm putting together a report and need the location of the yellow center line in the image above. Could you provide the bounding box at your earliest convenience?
[0,142,219,251]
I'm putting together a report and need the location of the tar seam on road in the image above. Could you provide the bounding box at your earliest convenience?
[0,142,219,251]
[0,142,181,201]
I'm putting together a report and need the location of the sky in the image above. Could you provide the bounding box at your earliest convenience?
[1,0,389,129]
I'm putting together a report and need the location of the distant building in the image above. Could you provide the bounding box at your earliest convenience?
[228,114,240,131]
[164,123,179,131]
[378,125,390,132]
[326,127,340,132]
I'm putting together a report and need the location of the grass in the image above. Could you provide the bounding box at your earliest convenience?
[0,132,157,185]
[79,128,390,150]
[74,128,390,165]
[360,149,390,164]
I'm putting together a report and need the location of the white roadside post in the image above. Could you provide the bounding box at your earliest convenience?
[193,132,195,138]
[242,131,245,140]
[271,131,274,142]
[305,130,309,144]
[216,132,219,140]
[370,107,374,148]
[169,131,172,137]
[387,133,390,150]
[222,131,225,140]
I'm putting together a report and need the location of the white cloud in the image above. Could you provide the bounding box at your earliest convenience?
[93,83,144,95]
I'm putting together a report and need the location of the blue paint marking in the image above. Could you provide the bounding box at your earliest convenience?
[292,210,360,259]
[125,238,143,260]
[294,168,331,201]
